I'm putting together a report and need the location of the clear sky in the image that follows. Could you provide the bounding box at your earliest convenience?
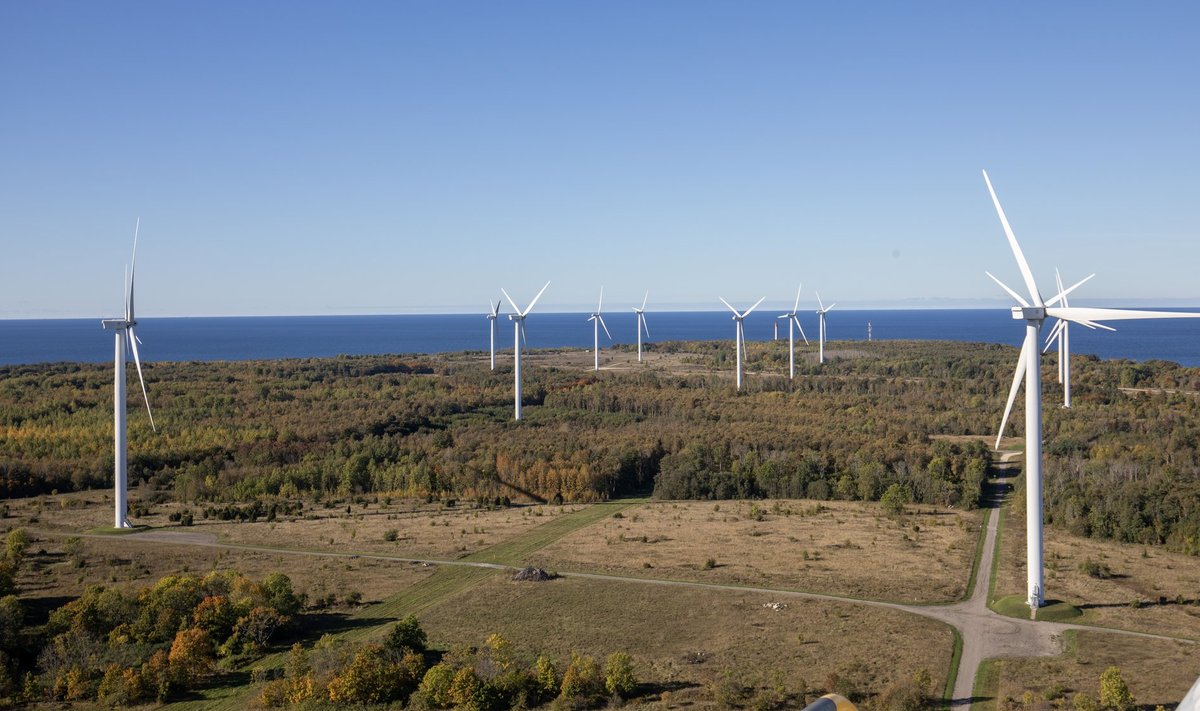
[2,2,1198,318]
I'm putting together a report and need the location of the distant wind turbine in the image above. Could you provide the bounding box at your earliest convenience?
[501,282,550,421]
[486,299,503,370]
[815,293,836,364]
[1042,269,1099,408]
[632,292,650,363]
[100,219,156,529]
[720,296,765,391]
[777,286,809,380]
[983,169,1200,612]
[588,287,612,371]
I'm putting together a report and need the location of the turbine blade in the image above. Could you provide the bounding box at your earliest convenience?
[128,327,156,432]
[794,316,809,344]
[1044,274,1095,308]
[597,286,604,313]
[128,218,140,323]
[520,321,527,348]
[523,281,551,316]
[641,313,650,338]
[1048,306,1200,323]
[124,265,130,322]
[793,285,802,314]
[816,292,825,311]
[719,297,740,317]
[743,296,766,317]
[599,314,611,340]
[825,303,836,311]
[641,291,648,310]
[500,288,522,315]
[996,336,1031,449]
[986,271,1032,308]
[982,170,1043,306]
[1042,319,1065,352]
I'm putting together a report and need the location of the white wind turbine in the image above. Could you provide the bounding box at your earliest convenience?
[632,292,650,363]
[587,287,612,371]
[501,282,550,421]
[1042,269,1100,409]
[719,296,765,391]
[777,285,810,380]
[983,169,1200,612]
[486,299,503,370]
[815,293,836,364]
[100,219,156,529]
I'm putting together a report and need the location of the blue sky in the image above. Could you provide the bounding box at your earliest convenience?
[2,2,1198,317]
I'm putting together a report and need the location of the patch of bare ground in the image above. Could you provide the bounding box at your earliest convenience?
[526,499,981,603]
[14,533,434,618]
[997,503,1200,639]
[416,575,954,708]
[980,630,1198,709]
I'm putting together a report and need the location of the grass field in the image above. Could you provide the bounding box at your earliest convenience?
[973,630,1198,710]
[996,499,1200,639]
[527,499,981,603]
[418,574,957,708]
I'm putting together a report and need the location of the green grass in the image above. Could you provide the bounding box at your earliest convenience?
[991,595,1082,622]
[462,499,643,566]
[971,659,1000,711]
[961,506,991,603]
[84,524,152,535]
[942,626,964,709]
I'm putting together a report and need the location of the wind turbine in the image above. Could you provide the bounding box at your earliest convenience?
[632,292,650,363]
[501,282,549,421]
[719,296,765,390]
[1042,269,1100,408]
[486,300,503,370]
[777,286,809,380]
[983,169,1200,612]
[815,293,836,364]
[587,287,611,371]
[100,219,156,529]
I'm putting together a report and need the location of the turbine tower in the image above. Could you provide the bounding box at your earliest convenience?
[983,169,1200,612]
[719,296,765,391]
[100,219,156,529]
[501,282,549,421]
[486,300,503,370]
[1043,269,1099,409]
[632,292,650,362]
[587,287,611,371]
[777,285,809,380]
[815,293,836,364]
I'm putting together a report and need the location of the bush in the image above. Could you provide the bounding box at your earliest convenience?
[1079,558,1112,579]
[383,529,399,541]
[604,651,636,697]
[384,615,427,654]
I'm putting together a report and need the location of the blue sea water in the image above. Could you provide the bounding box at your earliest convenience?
[3,310,1200,367]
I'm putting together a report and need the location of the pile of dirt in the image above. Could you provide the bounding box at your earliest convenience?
[512,566,557,582]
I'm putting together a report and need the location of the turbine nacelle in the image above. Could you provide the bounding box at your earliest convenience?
[1012,307,1046,321]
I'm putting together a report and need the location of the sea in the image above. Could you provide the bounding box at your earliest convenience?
[3,310,1200,368]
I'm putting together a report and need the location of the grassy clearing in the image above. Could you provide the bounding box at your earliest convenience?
[972,630,1198,710]
[996,499,1200,639]
[163,501,632,710]
[528,499,980,603]
[418,574,956,709]
[991,595,1081,622]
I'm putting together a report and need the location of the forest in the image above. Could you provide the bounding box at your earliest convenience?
[2,339,1200,554]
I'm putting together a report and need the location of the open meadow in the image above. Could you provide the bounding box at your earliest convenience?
[527,499,981,603]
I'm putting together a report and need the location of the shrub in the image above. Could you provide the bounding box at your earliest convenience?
[1079,558,1112,579]
[1099,666,1134,711]
[383,529,399,541]
[604,651,636,697]
[384,615,427,654]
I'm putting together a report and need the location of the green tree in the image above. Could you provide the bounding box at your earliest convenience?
[384,614,427,654]
[1099,666,1134,711]
[881,483,912,515]
[534,655,558,698]
[604,651,636,697]
[418,663,456,708]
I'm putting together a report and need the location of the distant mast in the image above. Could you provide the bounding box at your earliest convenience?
[774,320,778,341]
[868,321,872,342]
